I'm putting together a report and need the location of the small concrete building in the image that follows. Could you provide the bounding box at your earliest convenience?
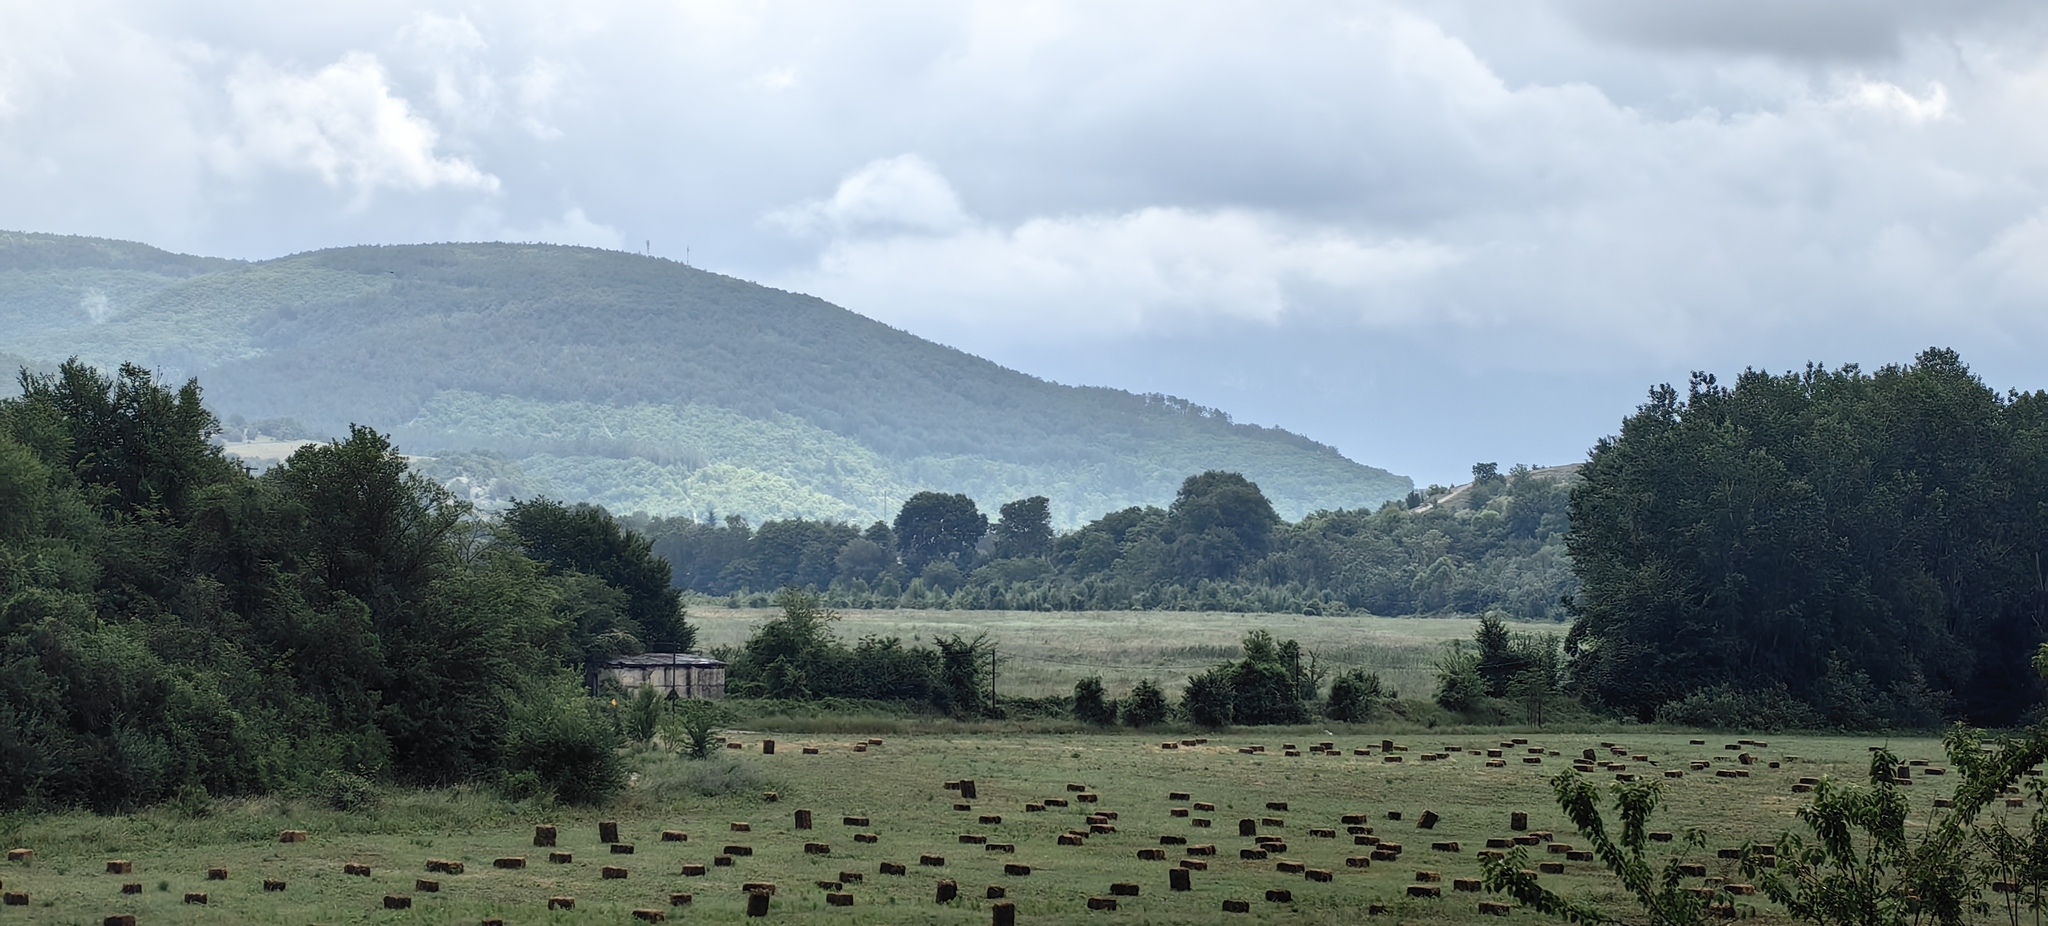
[601,653,727,700]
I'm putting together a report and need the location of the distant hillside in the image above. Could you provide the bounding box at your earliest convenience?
[0,231,1411,523]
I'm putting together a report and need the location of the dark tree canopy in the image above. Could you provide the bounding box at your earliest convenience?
[993,495,1053,559]
[503,498,694,654]
[892,491,988,572]
[1166,471,1281,580]
[1566,349,2048,726]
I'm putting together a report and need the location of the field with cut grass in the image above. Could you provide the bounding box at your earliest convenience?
[691,608,1486,701]
[6,727,2019,925]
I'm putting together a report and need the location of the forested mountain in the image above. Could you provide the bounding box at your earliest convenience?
[0,230,1409,525]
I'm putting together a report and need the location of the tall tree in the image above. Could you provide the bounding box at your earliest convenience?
[892,491,987,572]
[992,495,1053,559]
[503,498,695,654]
[1166,471,1279,580]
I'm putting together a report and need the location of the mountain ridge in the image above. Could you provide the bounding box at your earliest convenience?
[1,230,1411,524]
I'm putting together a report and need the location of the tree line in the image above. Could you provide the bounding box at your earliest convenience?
[642,464,1576,620]
[0,361,691,811]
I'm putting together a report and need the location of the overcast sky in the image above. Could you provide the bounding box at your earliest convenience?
[5,0,2047,485]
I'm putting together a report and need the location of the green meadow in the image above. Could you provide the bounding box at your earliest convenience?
[2,727,2003,925]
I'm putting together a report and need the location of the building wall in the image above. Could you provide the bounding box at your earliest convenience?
[605,664,726,700]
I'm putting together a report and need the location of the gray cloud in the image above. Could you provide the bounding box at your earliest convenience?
[3,0,2047,484]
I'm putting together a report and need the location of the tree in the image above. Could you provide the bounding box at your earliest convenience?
[893,491,987,572]
[503,498,695,653]
[1073,676,1116,725]
[1121,680,1169,727]
[1165,471,1280,580]
[1182,668,1235,728]
[1434,642,1488,713]
[1475,612,1533,697]
[992,496,1053,559]
[1325,669,1385,722]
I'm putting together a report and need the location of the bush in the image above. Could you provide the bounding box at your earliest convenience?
[507,682,625,805]
[1182,669,1235,728]
[1120,680,1169,728]
[317,771,379,813]
[665,700,732,759]
[1072,677,1116,726]
[1325,669,1385,722]
[1653,684,1824,731]
[625,684,662,742]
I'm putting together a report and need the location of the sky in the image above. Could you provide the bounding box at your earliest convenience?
[4,0,2047,486]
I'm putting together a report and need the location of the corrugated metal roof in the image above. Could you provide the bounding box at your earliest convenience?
[602,653,726,669]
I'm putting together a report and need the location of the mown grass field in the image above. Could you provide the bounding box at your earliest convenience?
[690,608,1484,700]
[4,727,2015,925]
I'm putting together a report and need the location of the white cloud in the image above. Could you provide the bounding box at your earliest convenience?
[498,206,624,250]
[215,52,499,202]
[774,159,1460,336]
[766,155,970,236]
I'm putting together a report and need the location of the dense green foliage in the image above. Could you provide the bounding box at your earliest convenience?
[719,589,991,715]
[1,232,1410,525]
[1566,350,2048,726]
[0,361,673,811]
[647,466,1576,618]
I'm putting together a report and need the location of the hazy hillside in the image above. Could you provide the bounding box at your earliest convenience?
[0,231,1410,523]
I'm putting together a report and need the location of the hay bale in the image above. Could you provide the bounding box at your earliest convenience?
[801,747,820,755]
[764,791,779,801]
[1407,885,1442,898]
[5,849,27,862]
[550,897,576,911]
[279,830,308,843]
[920,854,946,867]
[731,821,751,832]
[103,916,136,926]
[742,882,777,895]
[1182,859,1209,871]
[1266,801,1289,811]
[670,893,694,905]
[959,835,987,845]
[106,860,131,874]
[805,842,830,855]
[1187,844,1215,855]
[182,893,206,905]
[1539,862,1565,874]
[1265,888,1295,903]
[979,814,1003,824]
[745,892,769,917]
[206,867,228,880]
[959,780,978,799]
[425,859,463,873]
[714,856,734,867]
[533,825,556,847]
[1238,818,1258,837]
[993,900,1019,925]
[1222,899,1252,913]
[600,821,620,843]
[634,910,668,922]
[1003,862,1033,876]
[1087,896,1119,911]
[1260,817,1283,828]
[1418,810,1441,829]
[1430,841,1461,852]
[548,852,572,864]
[416,879,440,892]
[1044,798,1069,808]
[612,843,636,854]
[826,892,854,907]
[1649,832,1674,842]
[1455,877,1483,891]
[953,803,973,811]
[662,830,689,842]
[122,883,143,894]
[1306,869,1333,882]
[838,871,864,882]
[681,864,707,876]
[383,896,411,910]
[1345,854,1373,868]
[1678,863,1707,877]
[762,739,774,754]
[1193,818,1212,827]
[1077,792,1098,803]
[1109,882,1142,896]
[1160,835,1187,846]
[1276,860,1306,873]
[1137,849,1165,861]
[844,815,870,826]
[1415,870,1441,882]
[985,843,1015,853]
[1479,900,1512,915]
[344,863,372,876]
[603,866,629,880]
[936,879,959,903]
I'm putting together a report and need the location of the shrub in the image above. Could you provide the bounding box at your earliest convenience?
[1073,677,1116,726]
[625,684,662,742]
[665,700,732,759]
[1653,684,1823,731]
[1324,669,1385,723]
[507,682,625,805]
[1182,669,1235,728]
[1120,680,1169,728]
